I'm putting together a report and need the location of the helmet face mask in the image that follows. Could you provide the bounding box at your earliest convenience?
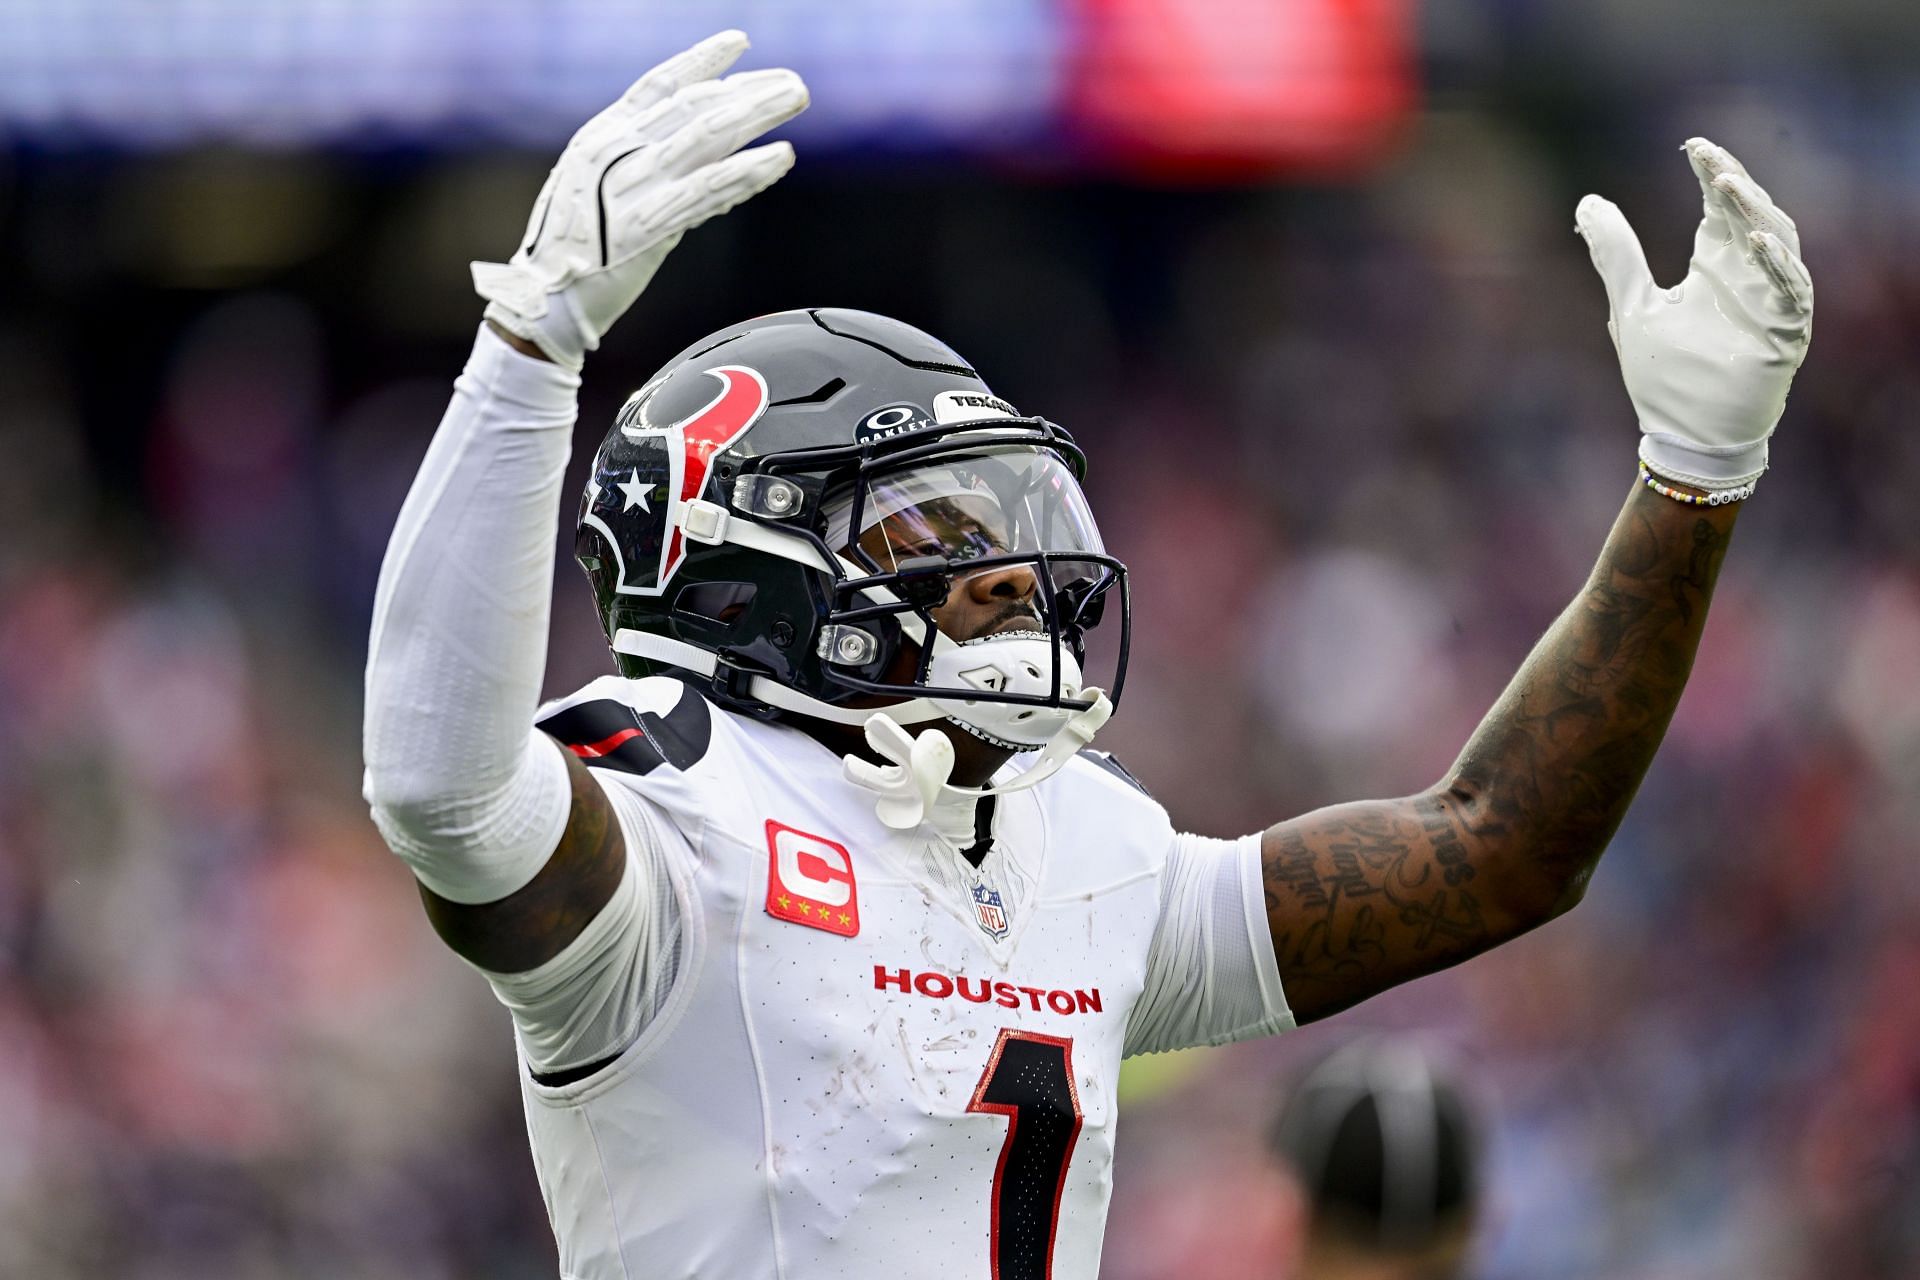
[575,308,1130,738]
[813,438,1123,698]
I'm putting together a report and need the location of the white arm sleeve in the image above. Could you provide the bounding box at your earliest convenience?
[361,323,580,904]
[1124,832,1294,1058]
[482,777,691,1074]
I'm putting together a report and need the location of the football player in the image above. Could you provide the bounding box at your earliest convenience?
[361,31,1811,1280]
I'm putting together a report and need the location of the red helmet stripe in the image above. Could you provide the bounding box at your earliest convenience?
[662,365,769,582]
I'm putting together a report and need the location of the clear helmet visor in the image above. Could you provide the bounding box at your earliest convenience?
[822,444,1125,722]
[828,447,1107,592]
[799,441,1130,736]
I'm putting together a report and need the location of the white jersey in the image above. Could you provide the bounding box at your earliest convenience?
[490,674,1291,1280]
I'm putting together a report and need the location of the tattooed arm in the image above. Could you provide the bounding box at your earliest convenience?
[1264,482,1737,1022]
[1259,139,1810,1020]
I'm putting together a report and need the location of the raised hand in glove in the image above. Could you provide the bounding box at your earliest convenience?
[473,30,808,370]
[1577,137,1812,494]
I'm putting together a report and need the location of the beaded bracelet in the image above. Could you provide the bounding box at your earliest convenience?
[1637,462,1758,507]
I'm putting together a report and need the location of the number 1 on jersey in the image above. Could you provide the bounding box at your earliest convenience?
[968,1029,1084,1280]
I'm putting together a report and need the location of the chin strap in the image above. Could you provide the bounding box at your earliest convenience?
[612,629,948,726]
[842,690,1113,831]
[617,619,1115,830]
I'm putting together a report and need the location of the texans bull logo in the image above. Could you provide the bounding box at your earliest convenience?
[582,365,770,597]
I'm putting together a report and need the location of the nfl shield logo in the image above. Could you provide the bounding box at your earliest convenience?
[971,884,1009,940]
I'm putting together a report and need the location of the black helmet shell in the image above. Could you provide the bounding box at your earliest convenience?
[575,308,1125,721]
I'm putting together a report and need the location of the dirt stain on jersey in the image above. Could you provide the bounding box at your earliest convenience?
[816,1046,879,1117]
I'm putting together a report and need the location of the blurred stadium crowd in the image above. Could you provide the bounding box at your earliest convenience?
[2,2,1918,1277]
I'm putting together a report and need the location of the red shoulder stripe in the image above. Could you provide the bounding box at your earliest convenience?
[567,726,647,759]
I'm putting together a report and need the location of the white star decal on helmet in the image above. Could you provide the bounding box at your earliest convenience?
[618,469,652,513]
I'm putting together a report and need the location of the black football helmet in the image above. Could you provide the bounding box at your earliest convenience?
[573,308,1129,745]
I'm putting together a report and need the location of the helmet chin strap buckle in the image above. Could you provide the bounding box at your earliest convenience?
[707,649,762,703]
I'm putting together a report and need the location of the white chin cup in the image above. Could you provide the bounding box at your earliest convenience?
[926,633,1087,749]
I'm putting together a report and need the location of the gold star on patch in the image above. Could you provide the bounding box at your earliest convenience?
[838,912,852,926]
[776,894,791,910]
[797,902,812,916]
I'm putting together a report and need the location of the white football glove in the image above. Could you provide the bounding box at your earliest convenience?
[472,31,808,370]
[1576,137,1813,491]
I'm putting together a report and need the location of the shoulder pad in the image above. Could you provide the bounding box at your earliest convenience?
[1075,749,1156,800]
[536,676,714,777]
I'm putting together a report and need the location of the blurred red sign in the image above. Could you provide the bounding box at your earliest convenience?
[1065,0,1416,178]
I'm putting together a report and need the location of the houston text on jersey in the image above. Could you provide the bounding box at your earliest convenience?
[873,965,1103,1015]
